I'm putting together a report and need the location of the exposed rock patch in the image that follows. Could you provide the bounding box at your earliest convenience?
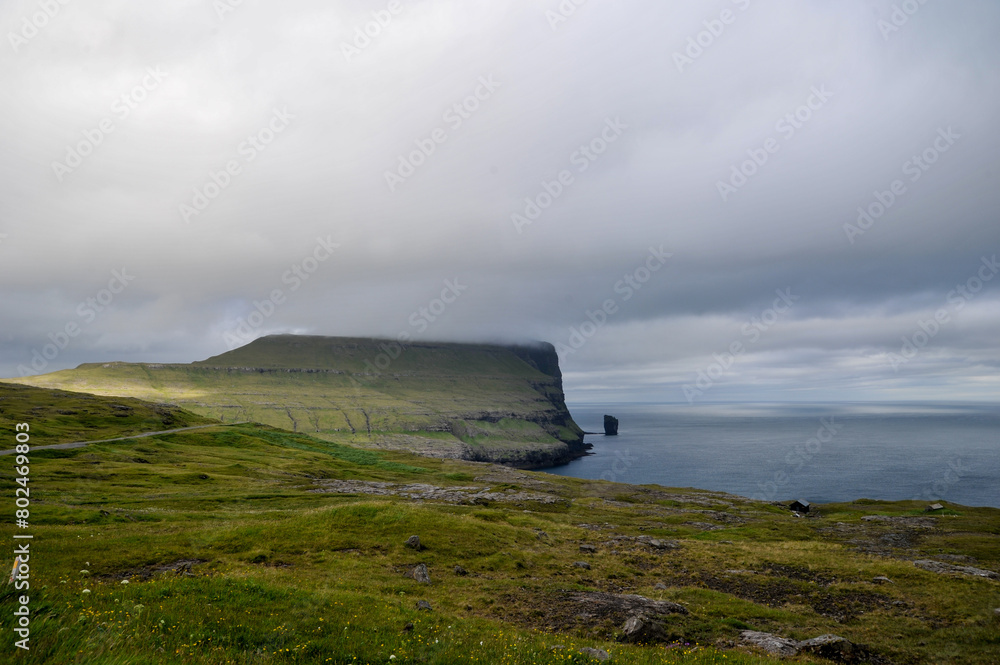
[310,480,564,505]
[914,559,999,579]
[740,630,887,664]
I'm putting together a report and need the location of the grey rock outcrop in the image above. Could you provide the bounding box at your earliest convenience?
[740,630,800,656]
[579,647,610,661]
[604,415,619,435]
[409,564,431,584]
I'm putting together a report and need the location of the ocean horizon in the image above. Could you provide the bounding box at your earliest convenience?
[548,401,1000,509]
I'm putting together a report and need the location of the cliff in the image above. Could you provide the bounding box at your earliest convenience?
[8,335,588,468]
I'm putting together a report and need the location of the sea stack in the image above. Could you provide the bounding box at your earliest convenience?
[604,415,619,435]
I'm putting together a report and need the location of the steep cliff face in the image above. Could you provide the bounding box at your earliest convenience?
[10,335,587,468]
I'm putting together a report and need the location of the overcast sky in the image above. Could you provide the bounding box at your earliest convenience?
[2,0,999,404]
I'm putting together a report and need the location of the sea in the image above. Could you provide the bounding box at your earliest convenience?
[544,402,1000,509]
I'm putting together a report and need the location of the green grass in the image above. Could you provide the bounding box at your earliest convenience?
[1,386,999,663]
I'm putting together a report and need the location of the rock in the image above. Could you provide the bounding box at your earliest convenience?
[604,415,619,436]
[402,622,414,631]
[536,531,549,540]
[797,634,874,664]
[740,630,800,657]
[409,564,431,584]
[741,631,881,664]
[453,565,468,576]
[571,592,688,617]
[872,576,893,584]
[573,561,592,570]
[914,560,999,579]
[405,535,423,551]
[580,544,597,554]
[619,614,670,644]
[580,647,611,661]
[653,582,667,590]
[994,608,1000,617]
[415,600,432,611]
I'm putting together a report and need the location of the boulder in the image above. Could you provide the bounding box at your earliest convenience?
[740,630,882,664]
[619,614,670,644]
[453,565,468,576]
[797,634,864,662]
[740,630,800,657]
[409,564,431,584]
[604,415,619,436]
[579,647,611,661]
[580,544,597,554]
[415,600,432,611]
[405,535,423,551]
[573,561,592,570]
[872,576,893,584]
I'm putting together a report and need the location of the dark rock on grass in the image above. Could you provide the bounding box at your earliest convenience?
[408,564,431,584]
[619,614,671,644]
[580,544,597,554]
[740,630,800,656]
[574,561,592,570]
[741,630,886,664]
[914,559,999,579]
[405,535,423,551]
[653,582,668,590]
[580,646,611,661]
[453,565,468,576]
[536,530,549,540]
[416,600,432,611]
[798,634,876,664]
[402,622,414,631]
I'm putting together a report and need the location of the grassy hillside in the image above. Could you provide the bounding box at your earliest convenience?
[1,387,998,664]
[5,335,586,467]
[0,382,216,443]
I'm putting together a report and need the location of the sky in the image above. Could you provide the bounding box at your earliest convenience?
[2,0,999,404]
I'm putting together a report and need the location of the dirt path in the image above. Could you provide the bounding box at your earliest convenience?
[0,422,246,456]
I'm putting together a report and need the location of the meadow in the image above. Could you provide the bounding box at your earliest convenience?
[1,383,998,663]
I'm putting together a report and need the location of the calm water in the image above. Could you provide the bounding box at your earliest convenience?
[544,403,1000,508]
